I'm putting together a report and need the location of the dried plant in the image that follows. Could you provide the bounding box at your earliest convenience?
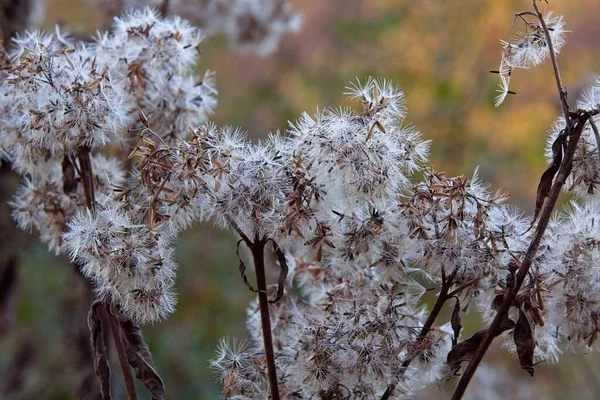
[2,0,600,399]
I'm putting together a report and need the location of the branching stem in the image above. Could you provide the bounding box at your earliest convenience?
[451,113,589,400]
[380,275,453,400]
[450,5,578,397]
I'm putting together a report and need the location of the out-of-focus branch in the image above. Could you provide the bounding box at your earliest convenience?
[0,257,17,337]
[0,333,36,395]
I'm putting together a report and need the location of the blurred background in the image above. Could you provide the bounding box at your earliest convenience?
[2,0,600,398]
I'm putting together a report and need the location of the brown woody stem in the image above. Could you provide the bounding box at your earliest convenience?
[450,5,578,398]
[380,276,453,400]
[451,113,589,400]
[159,0,170,16]
[533,0,570,122]
[77,145,96,214]
[250,236,280,400]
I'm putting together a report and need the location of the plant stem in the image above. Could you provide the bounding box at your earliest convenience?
[380,277,452,400]
[77,145,96,214]
[450,6,578,397]
[250,237,281,400]
[107,305,138,400]
[533,0,570,122]
[159,0,170,16]
[451,113,589,400]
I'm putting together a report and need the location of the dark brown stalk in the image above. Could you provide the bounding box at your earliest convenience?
[107,306,138,400]
[532,0,569,121]
[0,257,17,336]
[250,236,281,400]
[77,145,96,213]
[159,0,170,16]
[380,276,453,400]
[450,5,578,398]
[451,113,589,400]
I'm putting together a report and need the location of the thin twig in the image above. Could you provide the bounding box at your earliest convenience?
[533,0,570,122]
[451,112,589,400]
[448,279,477,298]
[509,11,538,37]
[380,277,453,400]
[227,217,252,246]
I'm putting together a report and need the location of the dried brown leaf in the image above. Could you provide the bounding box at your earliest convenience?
[447,316,515,374]
[375,120,386,134]
[120,319,165,400]
[138,108,149,127]
[532,130,565,226]
[270,243,289,304]
[447,329,487,373]
[366,123,376,142]
[62,155,78,195]
[491,294,504,311]
[450,297,462,347]
[514,309,535,377]
[88,300,112,400]
[77,146,96,211]
[237,240,257,293]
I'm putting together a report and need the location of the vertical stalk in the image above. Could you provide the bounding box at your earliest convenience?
[159,0,170,16]
[250,238,280,400]
[77,145,96,213]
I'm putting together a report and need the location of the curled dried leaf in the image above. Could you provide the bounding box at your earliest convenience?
[120,319,165,400]
[447,316,515,375]
[514,308,535,377]
[237,240,257,293]
[61,155,78,195]
[531,130,565,227]
[447,329,487,374]
[270,242,289,304]
[450,297,462,347]
[88,300,112,400]
[491,294,504,311]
